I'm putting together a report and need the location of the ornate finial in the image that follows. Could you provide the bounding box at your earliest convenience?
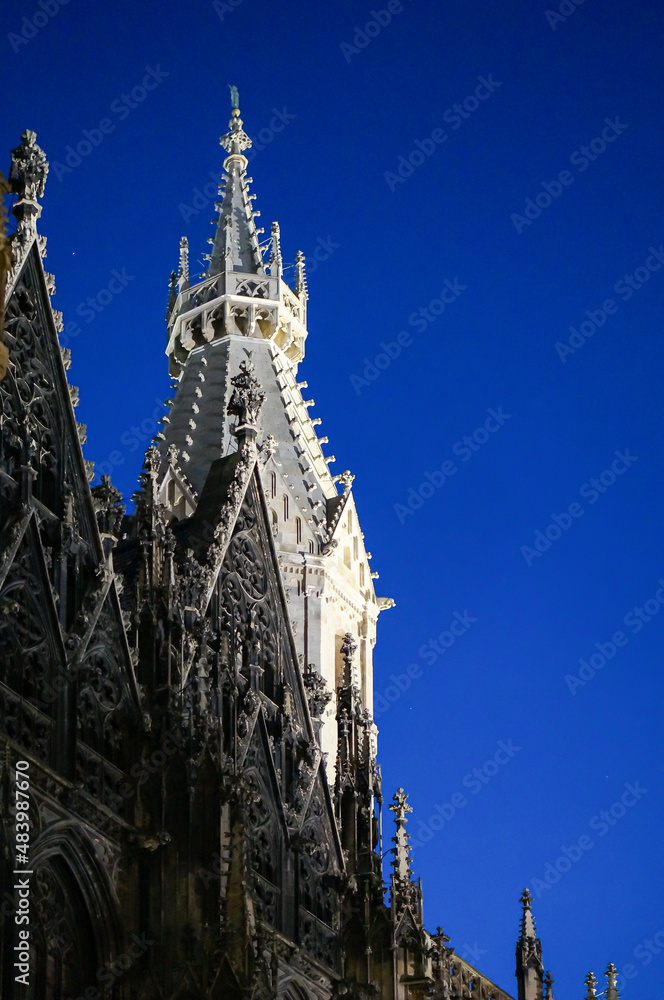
[544,972,555,1000]
[7,131,49,286]
[178,236,190,292]
[333,470,355,493]
[605,964,619,1000]
[10,130,48,203]
[220,90,252,158]
[91,475,125,538]
[340,632,357,689]
[519,887,537,940]
[294,249,308,301]
[584,972,597,1000]
[166,270,177,321]
[262,434,278,463]
[389,788,414,883]
[303,663,332,719]
[228,358,266,428]
[269,221,283,277]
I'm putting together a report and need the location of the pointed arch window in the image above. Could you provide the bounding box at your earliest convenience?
[283,494,289,520]
[270,471,277,498]
[296,517,302,544]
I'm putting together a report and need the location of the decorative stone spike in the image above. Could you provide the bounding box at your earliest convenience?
[605,965,619,1000]
[178,236,190,292]
[389,788,414,882]
[340,632,357,690]
[8,130,48,288]
[519,888,537,940]
[295,250,308,301]
[269,221,283,278]
[166,270,177,321]
[544,972,554,1000]
[584,972,597,1000]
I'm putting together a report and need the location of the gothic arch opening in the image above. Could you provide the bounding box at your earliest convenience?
[24,822,124,999]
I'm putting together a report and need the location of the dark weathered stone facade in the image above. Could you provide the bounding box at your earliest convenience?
[0,124,618,1000]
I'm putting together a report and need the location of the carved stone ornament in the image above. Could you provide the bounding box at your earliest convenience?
[10,130,48,202]
[228,358,266,427]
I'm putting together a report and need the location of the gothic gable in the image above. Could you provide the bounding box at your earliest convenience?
[2,244,98,547]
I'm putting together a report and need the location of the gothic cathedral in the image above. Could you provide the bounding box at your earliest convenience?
[0,103,619,1000]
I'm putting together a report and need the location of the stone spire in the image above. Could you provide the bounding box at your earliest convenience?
[207,90,265,276]
[178,236,190,293]
[584,971,597,1000]
[516,888,544,1000]
[390,788,413,883]
[388,788,423,923]
[294,249,308,301]
[605,964,619,1000]
[268,221,283,278]
[544,971,554,1000]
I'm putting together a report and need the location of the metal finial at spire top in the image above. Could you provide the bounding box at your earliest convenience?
[220,92,251,157]
[229,84,239,110]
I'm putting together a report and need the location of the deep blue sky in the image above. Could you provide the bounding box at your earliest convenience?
[3,0,663,996]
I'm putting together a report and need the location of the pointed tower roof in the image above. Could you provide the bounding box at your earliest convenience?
[207,90,265,276]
